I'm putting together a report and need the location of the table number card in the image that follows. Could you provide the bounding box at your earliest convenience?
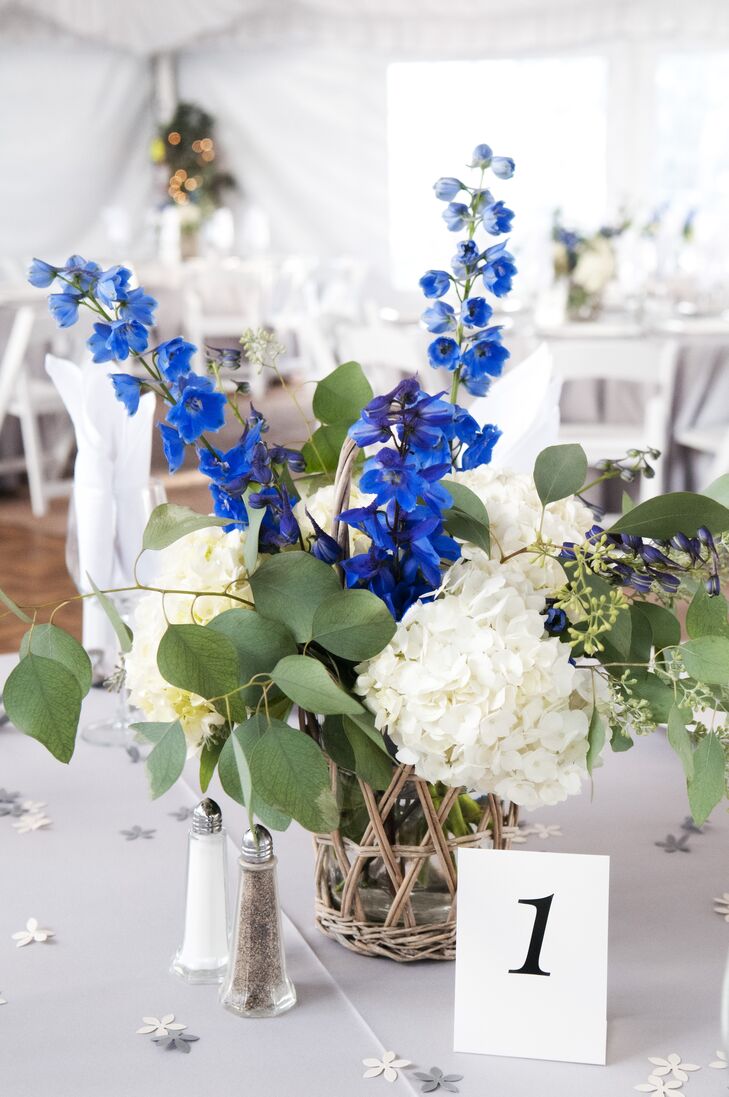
[454,848,610,1065]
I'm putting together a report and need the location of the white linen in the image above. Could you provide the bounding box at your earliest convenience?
[45,354,155,659]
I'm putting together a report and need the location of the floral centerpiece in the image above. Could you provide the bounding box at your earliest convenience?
[5,144,729,961]
[552,212,630,320]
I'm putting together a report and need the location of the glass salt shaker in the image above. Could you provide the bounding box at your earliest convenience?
[220,824,296,1018]
[171,798,229,984]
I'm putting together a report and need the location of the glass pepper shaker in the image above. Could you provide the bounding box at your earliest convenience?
[171,798,229,984]
[220,824,296,1018]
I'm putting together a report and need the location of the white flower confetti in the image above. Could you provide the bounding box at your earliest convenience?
[501,826,527,845]
[136,1014,187,1037]
[362,1050,412,1083]
[12,814,52,834]
[0,992,7,1005]
[21,800,47,814]
[526,822,563,839]
[713,893,729,922]
[710,1050,728,1069]
[648,1054,700,1082]
[12,918,54,947]
[634,1076,683,1095]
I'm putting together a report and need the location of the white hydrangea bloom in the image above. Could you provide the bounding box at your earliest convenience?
[125,527,252,750]
[295,482,374,557]
[356,468,597,808]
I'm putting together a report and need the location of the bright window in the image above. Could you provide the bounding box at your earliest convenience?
[387,57,609,292]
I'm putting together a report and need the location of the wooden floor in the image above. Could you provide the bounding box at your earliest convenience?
[0,384,310,654]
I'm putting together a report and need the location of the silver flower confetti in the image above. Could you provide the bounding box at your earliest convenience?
[414,1066,464,1093]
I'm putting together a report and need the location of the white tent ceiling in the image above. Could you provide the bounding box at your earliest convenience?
[2,0,729,55]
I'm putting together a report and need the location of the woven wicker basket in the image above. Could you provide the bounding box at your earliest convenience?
[309,436,518,963]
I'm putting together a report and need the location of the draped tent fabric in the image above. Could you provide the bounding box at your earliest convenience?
[2,0,729,55]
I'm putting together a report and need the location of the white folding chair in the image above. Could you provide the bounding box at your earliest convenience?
[546,334,679,500]
[663,321,729,483]
[0,305,72,516]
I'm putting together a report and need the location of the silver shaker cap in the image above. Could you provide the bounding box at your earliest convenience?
[241,824,274,863]
[192,798,223,834]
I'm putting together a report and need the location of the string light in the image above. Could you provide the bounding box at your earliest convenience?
[167,131,181,146]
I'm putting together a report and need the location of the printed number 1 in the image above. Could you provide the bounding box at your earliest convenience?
[508,894,554,977]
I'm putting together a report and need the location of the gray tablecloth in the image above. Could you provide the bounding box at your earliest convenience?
[1,651,728,1096]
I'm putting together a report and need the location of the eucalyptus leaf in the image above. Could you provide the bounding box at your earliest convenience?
[19,623,92,695]
[87,574,132,653]
[131,721,172,745]
[344,710,392,756]
[248,721,339,832]
[242,488,266,576]
[199,739,224,793]
[0,587,31,623]
[681,635,729,686]
[533,444,588,505]
[249,551,340,643]
[270,654,364,716]
[3,654,81,763]
[686,587,729,640]
[702,472,729,508]
[301,422,351,475]
[218,717,292,831]
[442,480,491,552]
[142,503,228,552]
[609,492,729,539]
[634,602,681,661]
[145,721,187,800]
[621,490,636,514]
[667,706,694,780]
[610,724,634,753]
[311,589,396,661]
[207,609,296,707]
[586,708,606,775]
[687,732,726,825]
[157,624,244,721]
[312,361,373,426]
[630,671,674,724]
[342,715,393,790]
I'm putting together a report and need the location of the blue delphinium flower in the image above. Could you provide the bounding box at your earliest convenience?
[306,511,342,564]
[482,200,515,236]
[110,373,143,415]
[433,177,464,201]
[451,240,480,278]
[158,423,186,473]
[442,203,471,232]
[87,319,149,363]
[359,450,428,510]
[118,287,157,327]
[470,143,493,167]
[491,156,515,179]
[28,258,57,288]
[156,337,197,382]
[460,423,502,469]
[209,484,248,531]
[427,337,460,370]
[61,255,101,292]
[268,445,306,473]
[421,300,456,334]
[167,374,227,443]
[460,331,510,395]
[48,293,80,328]
[543,604,567,635]
[461,296,493,328]
[481,242,517,297]
[96,265,133,307]
[419,270,451,299]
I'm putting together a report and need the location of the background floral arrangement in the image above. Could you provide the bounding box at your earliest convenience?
[552,211,631,318]
[4,144,729,840]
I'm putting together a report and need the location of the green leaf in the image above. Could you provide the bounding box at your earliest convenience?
[207,609,297,707]
[249,551,340,643]
[442,480,491,553]
[311,589,396,661]
[702,472,729,508]
[0,587,31,623]
[3,654,81,762]
[621,490,636,514]
[270,654,364,716]
[609,608,633,659]
[533,444,588,505]
[687,732,726,825]
[634,602,681,661]
[627,604,652,664]
[312,361,373,426]
[630,671,674,723]
[322,714,393,789]
[131,721,173,745]
[242,488,265,577]
[199,739,224,793]
[19,623,92,695]
[344,710,392,755]
[87,575,132,653]
[248,721,339,832]
[686,587,729,640]
[142,503,228,552]
[157,624,244,721]
[218,717,291,830]
[586,708,606,775]
[145,720,187,800]
[681,635,729,686]
[301,422,351,474]
[609,492,729,539]
[667,706,694,780]
[610,724,634,752]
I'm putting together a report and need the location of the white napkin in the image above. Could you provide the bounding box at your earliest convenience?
[469,343,561,473]
[45,354,155,661]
